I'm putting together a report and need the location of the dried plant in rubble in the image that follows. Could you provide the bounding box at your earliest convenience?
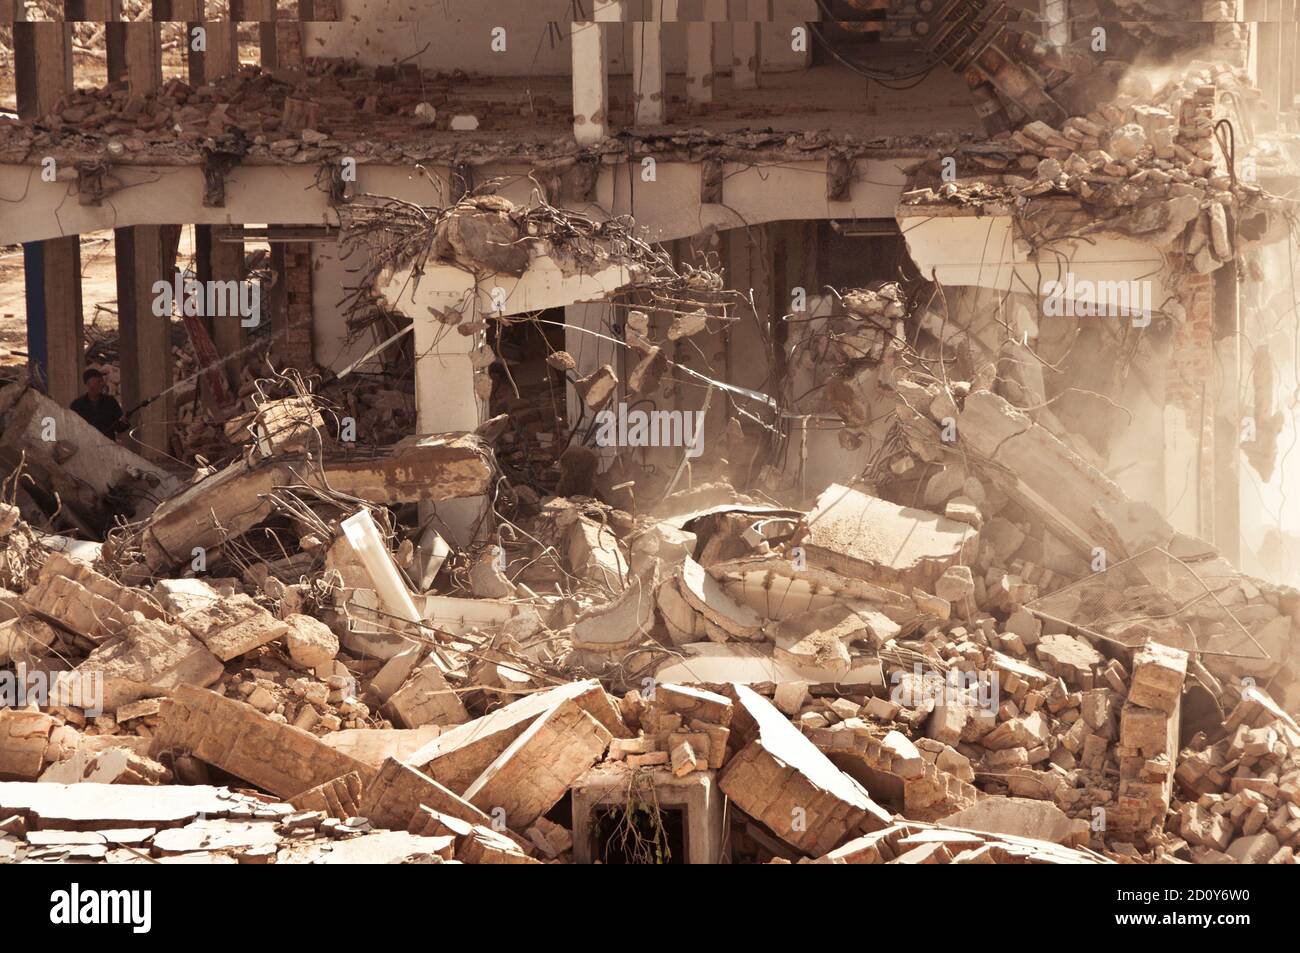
[600,768,673,866]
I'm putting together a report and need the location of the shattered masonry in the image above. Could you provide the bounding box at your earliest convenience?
[3,2,1300,867]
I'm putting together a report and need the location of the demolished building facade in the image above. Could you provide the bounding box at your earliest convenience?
[0,0,1299,866]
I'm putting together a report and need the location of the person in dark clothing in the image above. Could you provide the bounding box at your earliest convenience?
[70,368,128,440]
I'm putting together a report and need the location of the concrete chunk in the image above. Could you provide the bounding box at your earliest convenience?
[409,679,630,794]
[794,484,976,594]
[359,757,494,831]
[177,594,290,662]
[150,686,375,798]
[719,684,890,855]
[20,552,165,644]
[1128,640,1188,714]
[462,698,612,830]
[383,662,470,728]
[61,617,223,711]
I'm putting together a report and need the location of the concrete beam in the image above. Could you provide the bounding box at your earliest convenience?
[0,158,912,247]
[139,433,495,572]
[116,225,176,463]
[899,212,1167,298]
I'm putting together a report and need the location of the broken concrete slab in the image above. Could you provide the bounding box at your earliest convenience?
[0,709,62,781]
[20,552,166,644]
[0,384,181,522]
[150,685,376,799]
[176,593,290,661]
[955,390,1173,561]
[359,756,496,831]
[0,781,274,831]
[408,679,630,794]
[318,726,442,768]
[278,829,457,864]
[570,574,655,655]
[719,684,890,855]
[58,616,223,711]
[769,602,887,674]
[941,797,1090,847]
[289,772,365,820]
[462,698,612,830]
[655,642,884,692]
[678,556,763,639]
[793,484,976,595]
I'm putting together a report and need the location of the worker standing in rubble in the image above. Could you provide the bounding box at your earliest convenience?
[70,367,129,440]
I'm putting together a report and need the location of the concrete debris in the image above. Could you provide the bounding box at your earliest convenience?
[135,432,493,572]
[794,484,977,594]
[2,373,1296,867]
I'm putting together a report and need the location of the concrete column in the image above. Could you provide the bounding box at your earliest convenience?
[1286,0,1299,112]
[1260,1,1283,124]
[565,301,620,469]
[194,226,247,395]
[632,1,666,126]
[272,241,315,370]
[16,21,83,404]
[101,1,127,84]
[116,22,174,461]
[124,19,163,96]
[204,15,241,82]
[1212,259,1242,565]
[190,3,243,398]
[732,0,761,91]
[1041,0,1069,48]
[414,311,489,546]
[244,0,279,67]
[686,1,723,104]
[572,20,609,144]
[115,226,174,461]
[14,21,73,119]
[40,238,87,406]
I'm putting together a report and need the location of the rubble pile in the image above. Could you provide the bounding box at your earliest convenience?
[0,63,565,168]
[2,354,1297,864]
[903,61,1287,271]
